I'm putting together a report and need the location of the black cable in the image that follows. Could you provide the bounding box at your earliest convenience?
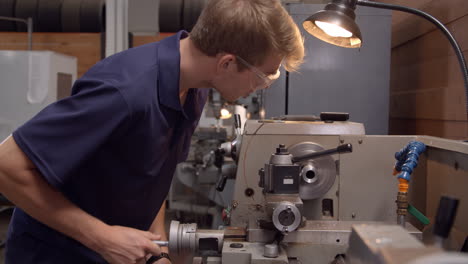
[357,0,468,116]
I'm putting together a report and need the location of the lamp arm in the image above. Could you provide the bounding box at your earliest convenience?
[357,0,468,116]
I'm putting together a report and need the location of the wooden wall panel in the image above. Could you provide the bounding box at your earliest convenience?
[132,33,174,47]
[389,118,468,139]
[379,0,468,47]
[385,0,468,139]
[390,51,467,121]
[391,15,468,68]
[0,32,101,78]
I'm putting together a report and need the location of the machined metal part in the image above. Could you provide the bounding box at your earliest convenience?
[272,202,302,232]
[262,145,302,194]
[263,243,279,258]
[169,221,225,255]
[169,221,197,254]
[265,194,303,216]
[152,240,169,247]
[301,163,317,184]
[288,142,337,200]
[396,192,408,227]
[220,135,242,162]
[263,163,301,194]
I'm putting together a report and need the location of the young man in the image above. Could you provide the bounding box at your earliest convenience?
[0,0,304,263]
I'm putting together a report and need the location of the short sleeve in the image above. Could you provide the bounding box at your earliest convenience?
[12,79,131,188]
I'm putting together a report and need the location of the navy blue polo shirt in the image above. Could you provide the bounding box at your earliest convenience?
[6,31,208,263]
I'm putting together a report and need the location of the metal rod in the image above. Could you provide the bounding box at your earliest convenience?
[433,236,444,248]
[397,215,406,228]
[0,16,33,51]
[0,16,28,23]
[292,143,352,163]
[27,17,33,51]
[152,240,169,247]
[357,0,468,117]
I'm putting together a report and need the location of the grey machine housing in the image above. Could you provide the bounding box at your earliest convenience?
[167,118,468,263]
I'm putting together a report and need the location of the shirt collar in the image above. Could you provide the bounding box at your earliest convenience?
[157,30,189,112]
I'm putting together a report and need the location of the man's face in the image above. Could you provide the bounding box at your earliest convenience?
[212,54,283,102]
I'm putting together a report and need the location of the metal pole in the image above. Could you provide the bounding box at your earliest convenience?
[27,17,33,51]
[0,16,33,50]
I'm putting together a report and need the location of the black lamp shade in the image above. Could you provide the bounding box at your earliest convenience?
[303,2,362,48]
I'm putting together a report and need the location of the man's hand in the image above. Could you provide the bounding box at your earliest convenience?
[94,225,162,264]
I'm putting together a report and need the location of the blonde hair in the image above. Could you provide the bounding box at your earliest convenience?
[190,0,304,72]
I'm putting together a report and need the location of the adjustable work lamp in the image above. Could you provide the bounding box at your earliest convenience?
[302,0,468,116]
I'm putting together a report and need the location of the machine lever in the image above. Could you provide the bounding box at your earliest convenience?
[433,196,459,242]
[234,114,242,135]
[292,143,352,163]
[216,174,228,192]
[234,114,241,129]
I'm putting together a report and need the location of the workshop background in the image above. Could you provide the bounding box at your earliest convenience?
[2,0,467,138]
[0,0,468,263]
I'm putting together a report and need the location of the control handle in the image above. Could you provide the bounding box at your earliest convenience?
[292,143,352,163]
[234,114,242,135]
[433,196,459,239]
[216,174,228,192]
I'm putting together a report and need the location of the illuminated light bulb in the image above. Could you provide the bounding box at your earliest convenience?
[315,21,352,37]
[220,108,232,119]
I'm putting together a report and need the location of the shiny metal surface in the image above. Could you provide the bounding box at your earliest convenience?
[272,202,302,232]
[263,243,279,258]
[289,142,337,200]
[152,240,169,247]
[168,221,225,255]
[169,221,197,255]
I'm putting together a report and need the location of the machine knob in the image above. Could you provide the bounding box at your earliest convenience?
[272,202,302,233]
[263,243,279,258]
[278,208,296,227]
[276,144,289,155]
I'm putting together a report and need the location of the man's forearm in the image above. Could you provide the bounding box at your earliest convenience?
[0,136,163,263]
[149,201,168,253]
[0,167,108,251]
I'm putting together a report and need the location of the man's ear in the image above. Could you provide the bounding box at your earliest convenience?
[216,54,236,73]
